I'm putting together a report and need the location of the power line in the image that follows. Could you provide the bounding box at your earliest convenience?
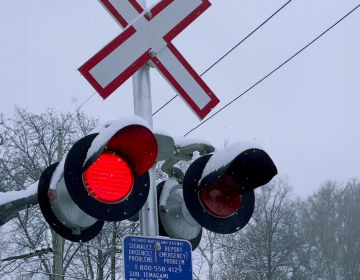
[56,91,96,132]
[70,92,96,117]
[152,95,177,116]
[152,0,293,116]
[201,0,292,77]
[183,4,360,137]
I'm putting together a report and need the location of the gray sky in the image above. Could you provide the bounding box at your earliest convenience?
[0,0,359,198]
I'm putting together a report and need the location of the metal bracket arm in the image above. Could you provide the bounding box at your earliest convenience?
[161,143,215,181]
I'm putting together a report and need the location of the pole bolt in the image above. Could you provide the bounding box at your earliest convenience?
[145,11,152,19]
[149,49,156,57]
[154,243,161,251]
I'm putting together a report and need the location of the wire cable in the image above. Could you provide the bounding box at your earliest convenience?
[183,4,360,137]
[70,92,96,117]
[152,0,293,116]
[57,91,97,131]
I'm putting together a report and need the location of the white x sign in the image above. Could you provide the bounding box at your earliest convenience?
[79,0,219,120]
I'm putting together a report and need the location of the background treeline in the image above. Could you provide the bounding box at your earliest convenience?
[197,177,360,280]
[0,108,359,280]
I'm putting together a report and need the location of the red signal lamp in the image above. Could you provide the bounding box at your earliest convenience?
[183,143,278,234]
[199,173,241,218]
[63,120,157,222]
[82,151,133,203]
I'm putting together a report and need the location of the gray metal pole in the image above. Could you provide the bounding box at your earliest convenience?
[54,131,64,280]
[0,226,2,263]
[133,0,159,237]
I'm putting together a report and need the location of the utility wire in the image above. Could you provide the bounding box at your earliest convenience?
[66,91,97,122]
[55,91,96,134]
[184,4,360,137]
[70,92,96,117]
[152,0,293,116]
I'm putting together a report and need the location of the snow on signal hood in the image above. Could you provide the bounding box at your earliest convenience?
[83,115,152,169]
[199,141,265,185]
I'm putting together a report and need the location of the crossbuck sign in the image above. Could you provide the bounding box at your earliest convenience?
[79,0,219,120]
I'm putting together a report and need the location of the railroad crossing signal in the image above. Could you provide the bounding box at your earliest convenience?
[38,118,277,242]
[34,0,279,248]
[156,139,277,244]
[182,142,278,234]
[38,116,158,242]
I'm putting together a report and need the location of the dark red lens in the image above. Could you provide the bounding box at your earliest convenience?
[199,173,241,217]
[82,151,133,203]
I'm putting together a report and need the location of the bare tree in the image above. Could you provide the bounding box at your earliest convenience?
[216,231,249,280]
[215,177,299,280]
[0,108,145,280]
[196,230,218,280]
[64,221,139,280]
[298,179,360,280]
[0,107,98,190]
[0,107,99,279]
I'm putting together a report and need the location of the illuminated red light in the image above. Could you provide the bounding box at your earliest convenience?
[82,151,133,203]
[199,173,241,218]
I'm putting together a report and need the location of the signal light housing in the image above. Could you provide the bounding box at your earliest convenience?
[183,142,277,234]
[64,120,157,222]
[38,116,158,242]
[157,180,202,251]
[38,162,104,242]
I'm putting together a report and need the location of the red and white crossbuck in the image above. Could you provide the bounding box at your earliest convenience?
[79,0,219,120]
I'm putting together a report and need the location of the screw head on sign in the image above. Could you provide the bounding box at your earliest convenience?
[145,11,152,19]
[154,243,161,251]
[149,50,156,57]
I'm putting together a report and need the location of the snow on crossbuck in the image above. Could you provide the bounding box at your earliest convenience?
[79,0,219,120]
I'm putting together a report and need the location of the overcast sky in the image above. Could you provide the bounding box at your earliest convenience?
[0,0,359,198]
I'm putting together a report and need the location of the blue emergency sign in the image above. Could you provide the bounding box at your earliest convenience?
[123,235,193,280]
